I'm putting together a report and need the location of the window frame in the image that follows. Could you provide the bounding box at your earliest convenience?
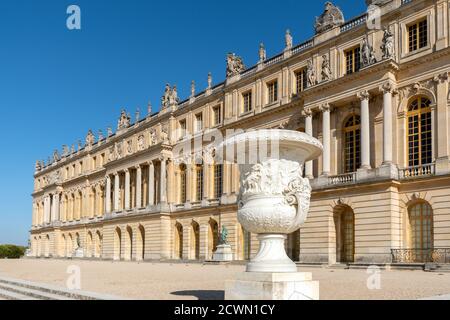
[242,90,253,114]
[344,46,361,75]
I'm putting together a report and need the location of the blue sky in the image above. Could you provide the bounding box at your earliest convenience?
[0,0,366,245]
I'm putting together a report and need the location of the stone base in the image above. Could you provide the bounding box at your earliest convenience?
[212,245,233,262]
[73,248,84,258]
[225,272,319,300]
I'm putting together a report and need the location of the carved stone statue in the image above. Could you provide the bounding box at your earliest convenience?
[161,84,180,109]
[285,29,293,50]
[207,72,212,89]
[86,129,95,147]
[361,37,377,67]
[147,102,152,116]
[137,135,145,151]
[62,145,69,157]
[127,140,133,155]
[150,128,157,145]
[108,146,115,162]
[307,60,316,87]
[53,150,61,162]
[98,130,104,142]
[381,26,395,60]
[160,126,169,144]
[219,226,229,245]
[71,145,75,154]
[315,2,345,35]
[226,53,246,78]
[118,110,131,130]
[259,43,266,63]
[190,80,196,98]
[35,160,42,172]
[321,55,332,82]
[107,127,113,137]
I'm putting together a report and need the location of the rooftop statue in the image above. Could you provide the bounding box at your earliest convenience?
[226,53,246,78]
[85,129,95,147]
[161,84,180,109]
[314,2,345,35]
[117,109,131,130]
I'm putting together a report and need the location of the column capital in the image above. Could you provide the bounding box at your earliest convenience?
[301,108,313,118]
[319,103,330,113]
[135,164,142,170]
[379,82,397,94]
[357,90,370,101]
[148,160,155,167]
[433,72,449,84]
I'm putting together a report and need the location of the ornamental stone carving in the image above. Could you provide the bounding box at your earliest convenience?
[161,84,180,109]
[226,53,246,77]
[117,110,131,130]
[150,128,157,146]
[321,55,332,82]
[285,29,293,50]
[314,2,345,35]
[137,135,145,151]
[258,43,266,63]
[220,129,322,273]
[381,26,395,60]
[361,37,377,68]
[126,140,133,155]
[307,60,316,87]
[86,129,95,147]
[53,150,61,163]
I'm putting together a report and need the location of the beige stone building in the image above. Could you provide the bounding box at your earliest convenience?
[30,0,450,265]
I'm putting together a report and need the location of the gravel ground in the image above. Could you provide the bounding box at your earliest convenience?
[0,259,449,300]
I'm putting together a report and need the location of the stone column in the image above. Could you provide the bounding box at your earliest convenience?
[148,161,155,206]
[53,193,60,222]
[124,169,131,210]
[106,176,111,213]
[320,104,331,176]
[160,157,167,204]
[114,173,120,212]
[44,196,49,224]
[303,109,314,179]
[380,83,394,164]
[136,165,142,208]
[358,90,371,169]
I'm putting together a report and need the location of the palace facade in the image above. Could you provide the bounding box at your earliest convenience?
[30,0,450,265]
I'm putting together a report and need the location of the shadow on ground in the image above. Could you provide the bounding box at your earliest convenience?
[171,290,225,300]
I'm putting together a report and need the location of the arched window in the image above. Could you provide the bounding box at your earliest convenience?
[343,115,361,173]
[409,202,433,260]
[180,165,187,204]
[408,97,432,167]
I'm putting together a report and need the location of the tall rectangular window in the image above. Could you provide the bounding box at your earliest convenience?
[195,113,203,133]
[408,19,428,53]
[295,69,307,94]
[345,47,361,75]
[213,106,221,126]
[267,80,278,104]
[180,165,187,204]
[214,164,223,199]
[196,165,204,202]
[242,91,253,114]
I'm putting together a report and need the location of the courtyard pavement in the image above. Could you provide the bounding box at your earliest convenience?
[0,259,449,300]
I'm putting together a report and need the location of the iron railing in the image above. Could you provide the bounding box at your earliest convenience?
[391,248,450,264]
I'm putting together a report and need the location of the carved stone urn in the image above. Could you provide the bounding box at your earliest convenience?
[221,130,322,273]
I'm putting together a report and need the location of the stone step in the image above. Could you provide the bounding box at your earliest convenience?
[0,277,122,300]
[0,288,39,300]
[0,282,74,300]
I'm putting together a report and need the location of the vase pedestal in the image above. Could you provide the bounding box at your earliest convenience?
[225,272,319,301]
